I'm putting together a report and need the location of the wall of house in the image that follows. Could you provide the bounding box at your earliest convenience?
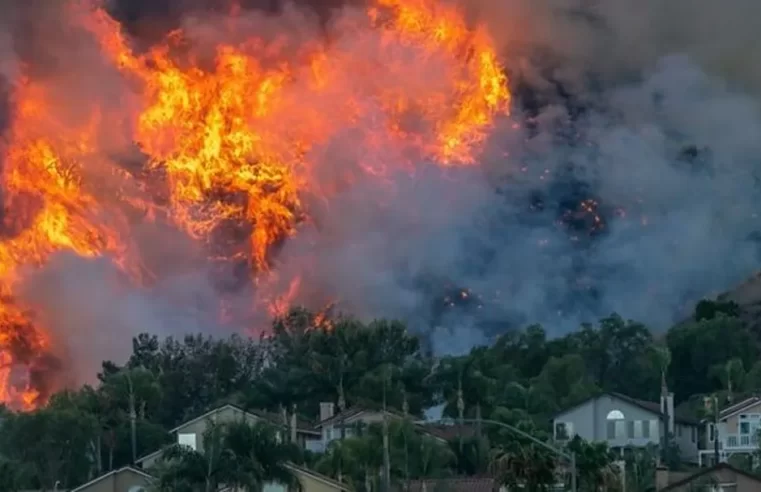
[554,395,662,448]
[554,395,699,461]
[261,471,344,492]
[113,471,152,492]
[79,470,151,492]
[704,401,761,454]
[175,406,261,454]
[672,422,700,462]
[297,473,345,492]
[321,411,389,447]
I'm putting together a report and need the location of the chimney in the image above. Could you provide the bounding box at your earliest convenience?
[320,402,335,422]
[290,408,297,443]
[660,392,675,435]
[655,466,670,490]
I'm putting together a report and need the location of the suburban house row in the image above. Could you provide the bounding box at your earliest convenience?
[68,391,761,492]
[71,402,495,492]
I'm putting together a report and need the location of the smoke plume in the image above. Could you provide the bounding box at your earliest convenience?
[1,0,760,392]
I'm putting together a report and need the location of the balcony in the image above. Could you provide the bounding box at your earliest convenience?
[723,433,758,450]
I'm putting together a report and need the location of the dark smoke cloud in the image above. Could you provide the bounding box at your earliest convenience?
[1,0,760,382]
[266,0,761,349]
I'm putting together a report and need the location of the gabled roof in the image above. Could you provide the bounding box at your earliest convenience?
[70,466,153,492]
[169,403,318,435]
[661,462,761,491]
[135,447,163,466]
[718,396,761,421]
[416,422,477,441]
[554,392,700,426]
[315,407,406,428]
[286,463,354,491]
[316,406,475,443]
[398,477,499,492]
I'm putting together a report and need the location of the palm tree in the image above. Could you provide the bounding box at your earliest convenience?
[155,420,297,492]
[490,443,556,491]
[154,422,229,492]
[316,439,360,489]
[222,420,300,491]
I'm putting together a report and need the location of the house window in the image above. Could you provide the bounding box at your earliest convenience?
[650,420,659,438]
[178,433,197,451]
[555,422,572,440]
[740,422,751,435]
[642,421,650,439]
[626,421,634,439]
[606,410,625,439]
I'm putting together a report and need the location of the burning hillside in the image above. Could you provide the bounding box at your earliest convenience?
[0,0,509,408]
[3,0,761,409]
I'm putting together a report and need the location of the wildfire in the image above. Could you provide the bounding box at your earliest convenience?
[0,0,510,409]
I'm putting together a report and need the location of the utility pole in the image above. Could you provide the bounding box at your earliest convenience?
[713,395,720,464]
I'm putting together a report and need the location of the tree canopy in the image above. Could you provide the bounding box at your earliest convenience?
[0,300,756,491]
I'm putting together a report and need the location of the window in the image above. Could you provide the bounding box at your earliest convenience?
[606,410,625,440]
[633,420,642,438]
[627,421,634,439]
[606,421,616,439]
[642,420,650,439]
[650,420,659,438]
[740,422,751,435]
[178,433,197,451]
[607,410,625,420]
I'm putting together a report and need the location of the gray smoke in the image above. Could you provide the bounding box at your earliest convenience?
[269,0,761,347]
[2,0,761,385]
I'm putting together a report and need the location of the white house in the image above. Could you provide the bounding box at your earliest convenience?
[700,396,761,467]
[552,392,700,463]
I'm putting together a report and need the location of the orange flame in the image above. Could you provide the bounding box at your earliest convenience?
[0,0,510,409]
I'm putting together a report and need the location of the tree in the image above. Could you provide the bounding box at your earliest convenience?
[667,315,759,401]
[0,393,98,490]
[566,437,619,492]
[222,420,300,491]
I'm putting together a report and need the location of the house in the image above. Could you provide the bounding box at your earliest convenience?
[69,464,350,492]
[312,403,474,453]
[69,466,153,492]
[395,477,507,492]
[133,404,351,492]
[552,392,700,462]
[700,396,761,466]
[655,462,761,491]
[136,404,321,468]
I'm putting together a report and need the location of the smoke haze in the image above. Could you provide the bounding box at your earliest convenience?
[1,0,760,387]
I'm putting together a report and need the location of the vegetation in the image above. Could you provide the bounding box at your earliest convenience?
[0,300,758,491]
